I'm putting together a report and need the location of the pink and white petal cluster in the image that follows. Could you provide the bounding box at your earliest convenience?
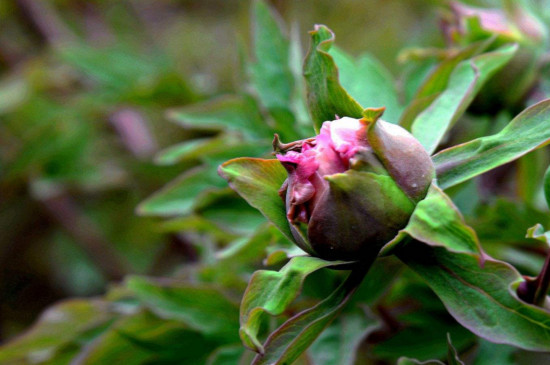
[276,117,368,224]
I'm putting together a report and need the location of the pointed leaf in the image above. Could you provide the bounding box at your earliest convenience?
[155,137,215,165]
[77,311,219,364]
[251,263,372,365]
[400,38,494,129]
[0,300,115,363]
[126,277,240,342]
[381,184,482,256]
[137,167,226,217]
[206,344,245,365]
[397,242,550,352]
[412,44,517,154]
[250,0,292,110]
[250,0,298,140]
[330,48,402,123]
[526,224,550,247]
[303,25,364,132]
[447,334,465,365]
[309,308,380,365]
[240,256,349,353]
[160,215,238,243]
[397,358,444,365]
[473,340,517,365]
[218,158,293,241]
[434,99,550,189]
[167,95,270,139]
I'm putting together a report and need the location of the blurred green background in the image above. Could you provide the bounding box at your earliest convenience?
[0,0,458,343]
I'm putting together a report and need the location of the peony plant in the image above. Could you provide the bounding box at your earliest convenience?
[219,19,550,365]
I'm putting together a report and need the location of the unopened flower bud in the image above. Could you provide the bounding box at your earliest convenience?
[275,109,434,261]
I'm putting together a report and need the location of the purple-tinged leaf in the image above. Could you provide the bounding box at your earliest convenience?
[239,256,350,353]
[398,242,550,352]
[252,262,373,365]
[218,158,293,241]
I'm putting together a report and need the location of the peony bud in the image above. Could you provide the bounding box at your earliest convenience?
[443,2,546,45]
[441,2,547,113]
[274,109,434,261]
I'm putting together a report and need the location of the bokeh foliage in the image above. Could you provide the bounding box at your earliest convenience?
[2,0,550,364]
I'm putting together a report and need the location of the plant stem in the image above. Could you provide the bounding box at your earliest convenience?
[533,250,550,307]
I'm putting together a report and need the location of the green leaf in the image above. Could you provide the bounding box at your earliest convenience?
[526,224,550,247]
[370,270,476,361]
[251,263,372,365]
[59,45,157,94]
[250,0,298,140]
[250,0,292,110]
[330,48,402,123]
[400,39,494,129]
[544,164,550,209]
[303,25,364,132]
[350,255,403,305]
[397,241,550,352]
[288,24,311,130]
[218,158,293,242]
[201,225,279,288]
[434,99,550,189]
[137,167,226,217]
[239,256,349,353]
[200,142,271,168]
[160,215,239,243]
[397,358,444,365]
[411,44,517,154]
[206,344,246,365]
[167,95,270,139]
[447,333,465,365]
[215,225,276,266]
[154,136,225,166]
[473,340,516,365]
[264,245,308,266]
[126,277,240,342]
[154,135,269,167]
[59,44,194,104]
[77,311,220,364]
[196,189,267,235]
[0,300,115,363]
[308,308,380,365]
[382,184,482,256]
